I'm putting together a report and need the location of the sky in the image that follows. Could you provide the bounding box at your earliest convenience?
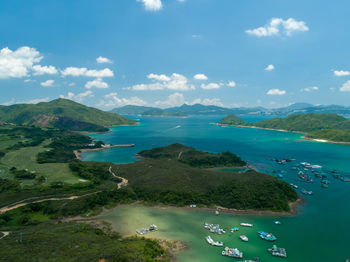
[1,0,350,109]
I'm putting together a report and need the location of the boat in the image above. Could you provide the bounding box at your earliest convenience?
[136,224,158,235]
[215,210,220,215]
[240,235,248,242]
[321,183,328,188]
[231,227,239,232]
[203,222,225,234]
[240,223,253,227]
[301,189,313,195]
[222,247,243,259]
[277,174,284,178]
[268,245,287,258]
[206,236,223,247]
[274,221,281,225]
[290,183,299,189]
[258,231,277,241]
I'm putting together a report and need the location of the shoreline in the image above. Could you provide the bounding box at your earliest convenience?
[214,123,350,145]
[74,144,135,160]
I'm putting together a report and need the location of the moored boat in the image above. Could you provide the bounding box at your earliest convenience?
[231,227,239,232]
[240,223,253,227]
[206,236,223,247]
[240,235,248,242]
[268,245,287,258]
[258,231,277,241]
[222,247,243,259]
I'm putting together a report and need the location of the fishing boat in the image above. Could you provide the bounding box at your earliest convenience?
[277,174,284,178]
[301,189,313,195]
[268,245,287,258]
[231,227,239,232]
[203,222,225,234]
[258,231,277,241]
[274,221,281,225]
[206,236,223,247]
[136,224,158,235]
[290,183,298,189]
[240,223,253,227]
[240,235,248,242]
[222,247,243,259]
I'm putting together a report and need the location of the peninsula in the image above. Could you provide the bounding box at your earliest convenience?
[219,113,350,143]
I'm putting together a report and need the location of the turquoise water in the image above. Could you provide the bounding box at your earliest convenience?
[83,116,350,261]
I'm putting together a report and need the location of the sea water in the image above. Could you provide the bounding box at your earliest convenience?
[83,115,350,262]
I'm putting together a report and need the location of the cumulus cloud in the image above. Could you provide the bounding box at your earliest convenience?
[302,86,319,92]
[264,64,275,71]
[333,70,350,77]
[147,73,170,81]
[40,79,54,87]
[128,73,195,91]
[32,65,58,75]
[267,88,286,95]
[97,92,148,108]
[246,18,309,37]
[96,56,112,64]
[61,67,114,78]
[193,74,208,80]
[200,82,221,90]
[85,78,109,89]
[60,91,94,102]
[227,81,236,87]
[154,93,224,108]
[137,0,162,11]
[340,80,350,92]
[0,46,43,79]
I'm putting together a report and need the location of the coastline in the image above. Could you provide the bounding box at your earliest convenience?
[74,144,135,160]
[214,123,350,145]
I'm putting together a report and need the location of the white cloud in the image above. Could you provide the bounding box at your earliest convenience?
[155,92,185,108]
[40,79,54,87]
[264,64,275,71]
[97,92,148,108]
[147,73,170,81]
[32,65,58,75]
[333,70,350,77]
[2,97,50,105]
[59,91,94,102]
[85,78,109,89]
[246,18,309,37]
[200,82,221,90]
[96,56,112,64]
[340,80,350,92]
[137,0,162,11]
[68,82,75,87]
[302,86,319,92]
[61,67,114,78]
[24,79,35,83]
[191,98,224,107]
[0,46,43,79]
[193,74,208,80]
[267,88,286,95]
[227,81,236,87]
[128,73,195,91]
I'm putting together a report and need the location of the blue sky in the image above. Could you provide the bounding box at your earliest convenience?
[1,0,350,109]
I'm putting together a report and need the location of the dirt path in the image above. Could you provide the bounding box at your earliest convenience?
[109,166,128,189]
[0,167,129,214]
[0,231,10,240]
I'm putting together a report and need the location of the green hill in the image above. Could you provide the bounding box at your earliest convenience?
[220,113,350,143]
[0,98,136,132]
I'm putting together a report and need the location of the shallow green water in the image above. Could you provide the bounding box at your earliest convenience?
[84,116,350,261]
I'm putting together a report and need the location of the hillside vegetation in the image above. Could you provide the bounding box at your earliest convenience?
[0,98,136,131]
[220,113,350,143]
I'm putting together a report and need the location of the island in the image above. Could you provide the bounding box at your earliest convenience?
[219,113,350,143]
[0,118,298,261]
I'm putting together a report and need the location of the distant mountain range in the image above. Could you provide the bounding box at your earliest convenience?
[0,98,136,132]
[111,103,350,117]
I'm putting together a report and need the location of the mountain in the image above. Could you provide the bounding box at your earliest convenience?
[220,113,350,143]
[0,98,136,132]
[110,105,158,115]
[110,105,187,116]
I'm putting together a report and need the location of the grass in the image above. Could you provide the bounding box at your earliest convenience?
[2,140,81,184]
[0,134,22,150]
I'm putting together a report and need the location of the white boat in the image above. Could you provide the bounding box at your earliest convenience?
[240,223,253,227]
[206,236,223,247]
[240,235,248,242]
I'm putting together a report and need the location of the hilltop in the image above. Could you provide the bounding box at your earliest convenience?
[0,98,136,132]
[220,113,350,143]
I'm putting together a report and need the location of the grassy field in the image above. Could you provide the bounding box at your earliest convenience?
[2,141,81,184]
[0,134,23,150]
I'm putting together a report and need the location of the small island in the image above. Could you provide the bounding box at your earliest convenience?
[219,113,350,144]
